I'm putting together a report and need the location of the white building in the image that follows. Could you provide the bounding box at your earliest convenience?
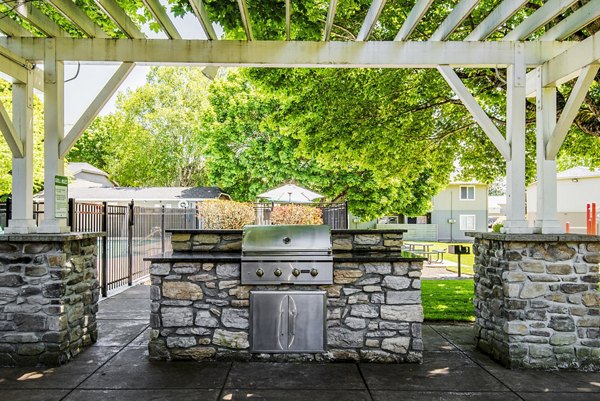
[527,167,600,233]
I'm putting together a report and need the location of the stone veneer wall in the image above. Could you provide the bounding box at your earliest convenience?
[468,232,600,371]
[0,233,102,366]
[148,230,423,362]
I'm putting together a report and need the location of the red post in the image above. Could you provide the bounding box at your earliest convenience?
[566,222,570,233]
[592,203,597,236]
[587,203,592,235]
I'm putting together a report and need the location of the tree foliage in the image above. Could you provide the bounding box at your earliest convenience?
[69,67,211,187]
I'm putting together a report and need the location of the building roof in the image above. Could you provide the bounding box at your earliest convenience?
[36,186,230,202]
[556,166,600,180]
[66,162,109,178]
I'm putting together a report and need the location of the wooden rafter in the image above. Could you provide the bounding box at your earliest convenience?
[0,13,34,37]
[94,0,144,39]
[430,0,481,41]
[47,0,110,38]
[503,0,579,42]
[465,0,528,41]
[188,0,217,39]
[12,1,69,38]
[540,1,600,41]
[236,0,253,41]
[323,0,337,41]
[356,0,387,42]
[395,0,434,41]
[142,0,181,40]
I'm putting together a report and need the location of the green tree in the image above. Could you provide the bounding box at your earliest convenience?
[69,67,211,187]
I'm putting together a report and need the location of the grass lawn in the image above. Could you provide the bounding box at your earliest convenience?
[405,241,475,275]
[422,279,475,322]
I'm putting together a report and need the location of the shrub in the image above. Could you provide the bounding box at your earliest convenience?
[492,223,503,233]
[270,204,323,225]
[197,200,255,229]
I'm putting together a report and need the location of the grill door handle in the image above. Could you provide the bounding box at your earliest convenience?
[288,296,297,348]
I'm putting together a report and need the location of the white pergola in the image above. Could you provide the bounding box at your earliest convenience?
[0,0,599,234]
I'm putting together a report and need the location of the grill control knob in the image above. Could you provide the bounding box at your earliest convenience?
[292,268,301,277]
[256,268,264,277]
[274,268,283,277]
[310,268,319,277]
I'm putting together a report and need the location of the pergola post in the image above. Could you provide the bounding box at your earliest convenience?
[534,67,561,233]
[504,44,530,234]
[5,71,36,234]
[38,39,69,233]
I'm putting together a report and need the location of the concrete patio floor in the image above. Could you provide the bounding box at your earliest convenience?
[1,285,598,401]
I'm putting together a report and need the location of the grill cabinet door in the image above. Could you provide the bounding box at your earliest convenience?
[250,291,326,353]
[286,291,326,352]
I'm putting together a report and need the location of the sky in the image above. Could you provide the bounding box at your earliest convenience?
[63,4,213,131]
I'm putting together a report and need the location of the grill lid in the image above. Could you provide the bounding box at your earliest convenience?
[242,225,332,254]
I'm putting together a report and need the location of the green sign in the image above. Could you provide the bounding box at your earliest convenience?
[55,175,68,218]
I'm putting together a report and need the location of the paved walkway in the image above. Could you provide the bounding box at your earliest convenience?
[1,285,598,401]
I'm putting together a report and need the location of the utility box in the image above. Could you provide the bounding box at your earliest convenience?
[447,245,470,254]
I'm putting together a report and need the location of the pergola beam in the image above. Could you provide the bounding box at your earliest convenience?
[545,64,600,160]
[323,0,338,41]
[236,0,254,41]
[142,0,181,40]
[285,0,291,40]
[47,0,110,38]
[430,0,480,41]
[59,62,135,158]
[0,97,24,158]
[540,1,600,41]
[94,0,144,39]
[395,0,434,41]
[503,0,579,41]
[12,1,69,38]
[0,38,573,67]
[525,29,600,96]
[189,0,217,39]
[465,0,528,41]
[0,14,34,37]
[356,0,387,42]
[437,65,510,160]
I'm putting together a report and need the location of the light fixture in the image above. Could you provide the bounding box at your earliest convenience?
[572,178,579,183]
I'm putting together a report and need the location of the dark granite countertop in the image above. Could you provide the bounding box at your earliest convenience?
[145,251,426,263]
[0,232,105,241]
[145,252,241,262]
[466,231,600,242]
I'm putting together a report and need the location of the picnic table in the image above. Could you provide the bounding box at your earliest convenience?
[404,243,445,263]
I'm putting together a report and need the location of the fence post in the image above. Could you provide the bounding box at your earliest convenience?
[344,200,349,229]
[101,201,108,297]
[68,198,75,230]
[161,204,166,253]
[6,196,11,222]
[128,200,134,286]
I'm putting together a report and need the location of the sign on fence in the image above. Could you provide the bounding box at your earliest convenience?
[55,176,69,218]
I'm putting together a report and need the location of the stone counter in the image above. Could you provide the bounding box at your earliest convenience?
[467,232,600,371]
[0,233,103,366]
[147,229,424,363]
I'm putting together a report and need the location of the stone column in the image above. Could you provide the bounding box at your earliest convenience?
[0,233,102,366]
[469,232,599,370]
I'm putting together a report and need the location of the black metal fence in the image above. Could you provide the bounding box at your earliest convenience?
[0,200,347,296]
[253,201,348,229]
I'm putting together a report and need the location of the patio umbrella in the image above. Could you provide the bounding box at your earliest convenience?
[257,184,324,203]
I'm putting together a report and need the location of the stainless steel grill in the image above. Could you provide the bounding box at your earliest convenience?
[241,225,333,285]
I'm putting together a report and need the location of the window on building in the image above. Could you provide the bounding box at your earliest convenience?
[460,185,475,200]
[459,215,476,231]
